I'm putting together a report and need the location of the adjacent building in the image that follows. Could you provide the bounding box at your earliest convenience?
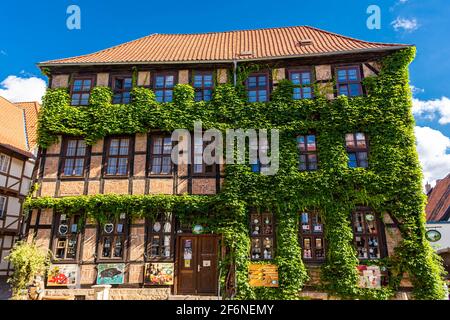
[426,174,450,280]
[24,26,443,300]
[0,97,40,294]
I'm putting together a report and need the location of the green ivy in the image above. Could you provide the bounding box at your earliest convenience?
[29,47,446,300]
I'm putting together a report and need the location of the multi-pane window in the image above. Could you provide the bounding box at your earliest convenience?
[149,135,172,175]
[193,72,213,101]
[61,138,87,177]
[71,78,93,106]
[352,209,382,260]
[105,137,130,176]
[297,134,318,171]
[299,212,325,262]
[100,213,127,259]
[53,214,80,260]
[250,138,270,174]
[146,213,174,260]
[193,136,215,174]
[250,210,274,260]
[246,74,269,102]
[345,133,368,168]
[0,196,6,219]
[336,66,363,97]
[154,73,176,102]
[0,153,10,173]
[289,70,313,99]
[112,76,133,104]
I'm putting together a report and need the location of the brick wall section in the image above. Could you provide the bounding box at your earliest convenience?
[103,180,130,195]
[315,65,332,81]
[59,180,85,197]
[138,72,151,87]
[51,75,70,88]
[97,73,109,87]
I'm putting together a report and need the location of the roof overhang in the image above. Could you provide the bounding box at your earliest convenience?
[38,45,412,68]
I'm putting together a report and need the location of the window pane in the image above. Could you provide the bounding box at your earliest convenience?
[247,77,257,88]
[109,139,120,155]
[338,85,349,96]
[349,84,361,97]
[348,153,357,168]
[163,138,172,154]
[76,140,86,156]
[155,76,164,88]
[66,140,77,156]
[119,139,129,155]
[118,158,128,175]
[153,137,163,154]
[356,133,366,147]
[74,159,84,176]
[161,157,171,174]
[307,135,316,151]
[107,158,117,175]
[151,157,162,174]
[297,136,305,151]
[71,94,80,105]
[337,70,347,82]
[348,68,358,81]
[64,159,74,175]
[345,134,355,147]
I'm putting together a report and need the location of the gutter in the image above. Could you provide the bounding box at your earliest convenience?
[37,45,412,68]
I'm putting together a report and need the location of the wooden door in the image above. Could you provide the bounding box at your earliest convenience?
[176,235,219,295]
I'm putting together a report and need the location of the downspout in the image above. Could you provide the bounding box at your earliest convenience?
[233,60,237,87]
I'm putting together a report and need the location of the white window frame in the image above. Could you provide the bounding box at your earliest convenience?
[0,196,6,219]
[0,153,11,173]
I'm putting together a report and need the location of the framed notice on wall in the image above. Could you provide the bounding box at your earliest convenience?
[47,264,78,287]
[144,263,174,285]
[248,264,279,287]
[96,263,125,285]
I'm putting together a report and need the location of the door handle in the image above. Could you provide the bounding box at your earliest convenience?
[198,264,201,272]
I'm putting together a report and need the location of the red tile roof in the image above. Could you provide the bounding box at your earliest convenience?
[426,174,450,222]
[0,96,40,157]
[39,26,410,66]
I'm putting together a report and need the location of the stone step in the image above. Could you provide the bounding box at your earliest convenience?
[168,295,222,300]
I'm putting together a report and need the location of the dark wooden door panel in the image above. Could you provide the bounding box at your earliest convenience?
[197,236,218,294]
[176,235,219,295]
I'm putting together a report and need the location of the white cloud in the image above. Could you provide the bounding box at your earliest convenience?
[0,50,6,56]
[0,75,47,103]
[412,97,450,125]
[391,17,419,32]
[414,126,450,187]
[410,85,424,95]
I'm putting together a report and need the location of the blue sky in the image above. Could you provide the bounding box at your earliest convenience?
[0,0,449,184]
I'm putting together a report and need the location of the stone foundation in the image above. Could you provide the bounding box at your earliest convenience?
[44,287,171,300]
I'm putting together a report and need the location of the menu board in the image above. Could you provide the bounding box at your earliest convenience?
[248,264,279,287]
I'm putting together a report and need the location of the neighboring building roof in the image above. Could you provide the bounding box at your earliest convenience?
[14,101,41,151]
[426,174,450,222]
[0,96,40,158]
[39,25,411,66]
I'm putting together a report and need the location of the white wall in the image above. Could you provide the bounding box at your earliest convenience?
[426,222,450,252]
